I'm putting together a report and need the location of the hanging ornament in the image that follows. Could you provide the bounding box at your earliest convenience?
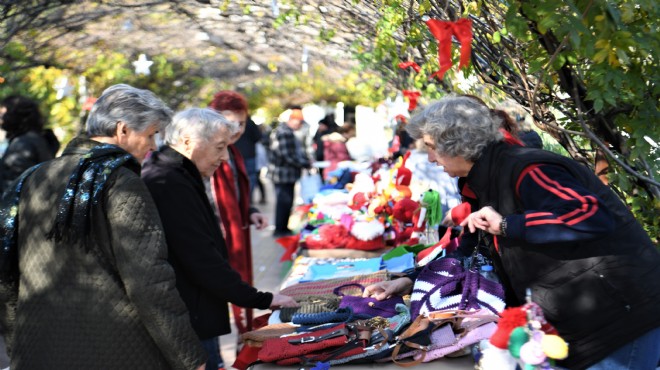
[402,90,421,111]
[425,18,473,80]
[398,61,421,73]
[54,76,74,100]
[132,54,154,75]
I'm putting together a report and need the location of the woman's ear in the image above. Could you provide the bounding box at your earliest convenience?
[115,121,128,141]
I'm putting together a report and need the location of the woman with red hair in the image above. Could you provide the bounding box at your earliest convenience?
[208,91,269,338]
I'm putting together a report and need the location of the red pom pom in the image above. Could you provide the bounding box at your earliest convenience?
[489,307,528,349]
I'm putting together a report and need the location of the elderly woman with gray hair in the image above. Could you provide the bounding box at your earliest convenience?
[141,108,297,370]
[365,95,660,370]
[0,84,207,369]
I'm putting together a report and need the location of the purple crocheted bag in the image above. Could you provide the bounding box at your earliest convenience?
[409,258,505,319]
[334,283,404,318]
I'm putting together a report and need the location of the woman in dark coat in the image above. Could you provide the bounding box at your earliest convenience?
[141,108,296,370]
[0,95,59,192]
[0,84,206,370]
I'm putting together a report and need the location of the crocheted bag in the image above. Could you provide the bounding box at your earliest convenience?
[279,294,341,322]
[410,258,505,319]
[333,283,404,318]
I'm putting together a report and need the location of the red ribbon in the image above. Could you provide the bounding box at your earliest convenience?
[425,18,473,80]
[276,235,300,262]
[398,61,421,73]
[403,90,421,111]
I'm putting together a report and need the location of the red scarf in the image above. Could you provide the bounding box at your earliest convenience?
[211,145,254,333]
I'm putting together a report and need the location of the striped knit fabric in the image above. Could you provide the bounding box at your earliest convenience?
[409,258,505,319]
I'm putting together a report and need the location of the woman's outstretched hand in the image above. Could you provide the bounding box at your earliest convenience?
[362,278,414,300]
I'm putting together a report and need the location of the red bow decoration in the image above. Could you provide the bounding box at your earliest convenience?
[398,61,421,73]
[402,90,421,111]
[425,18,473,80]
[276,235,300,262]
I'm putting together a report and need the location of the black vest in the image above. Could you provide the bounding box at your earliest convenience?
[467,142,660,369]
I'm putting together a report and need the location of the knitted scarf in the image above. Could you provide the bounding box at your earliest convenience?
[211,144,254,333]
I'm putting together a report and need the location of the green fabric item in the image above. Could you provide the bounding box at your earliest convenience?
[383,244,430,260]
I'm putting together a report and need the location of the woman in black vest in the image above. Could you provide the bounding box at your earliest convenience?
[376,95,660,370]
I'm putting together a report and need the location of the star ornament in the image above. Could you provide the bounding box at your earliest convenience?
[132,54,154,75]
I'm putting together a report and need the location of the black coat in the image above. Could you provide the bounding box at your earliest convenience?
[142,146,273,339]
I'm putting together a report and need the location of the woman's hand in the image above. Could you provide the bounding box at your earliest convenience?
[460,206,504,235]
[270,294,299,309]
[362,278,413,300]
[250,212,268,230]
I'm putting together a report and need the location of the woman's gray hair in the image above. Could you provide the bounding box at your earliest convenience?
[86,84,173,136]
[163,107,239,146]
[406,95,503,162]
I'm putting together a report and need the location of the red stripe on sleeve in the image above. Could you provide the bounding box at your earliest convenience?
[525,167,599,226]
[516,164,540,198]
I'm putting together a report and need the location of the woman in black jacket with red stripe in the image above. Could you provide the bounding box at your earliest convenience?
[404,95,660,370]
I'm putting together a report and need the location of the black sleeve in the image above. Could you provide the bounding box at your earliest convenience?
[146,174,272,309]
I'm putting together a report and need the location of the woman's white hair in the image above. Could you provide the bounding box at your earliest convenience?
[163,108,239,146]
[406,95,503,162]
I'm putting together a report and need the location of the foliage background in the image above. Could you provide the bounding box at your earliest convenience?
[1,0,658,243]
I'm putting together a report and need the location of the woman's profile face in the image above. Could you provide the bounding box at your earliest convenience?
[220,110,247,144]
[121,123,159,163]
[422,134,473,178]
[189,128,231,177]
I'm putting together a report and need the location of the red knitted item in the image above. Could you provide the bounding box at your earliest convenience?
[304,224,350,250]
[396,151,412,186]
[392,197,419,223]
[258,324,348,363]
[345,235,385,251]
[489,307,527,349]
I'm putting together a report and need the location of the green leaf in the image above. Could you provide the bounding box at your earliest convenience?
[593,98,604,112]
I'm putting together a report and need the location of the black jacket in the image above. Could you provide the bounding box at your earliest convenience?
[467,141,660,369]
[142,146,273,339]
[0,130,58,193]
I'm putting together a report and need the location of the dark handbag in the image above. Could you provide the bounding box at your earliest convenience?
[333,283,404,318]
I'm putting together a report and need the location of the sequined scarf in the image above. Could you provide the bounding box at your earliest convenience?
[0,144,135,283]
[47,144,136,243]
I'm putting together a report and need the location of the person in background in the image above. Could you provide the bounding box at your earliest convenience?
[254,125,269,204]
[321,125,352,180]
[366,95,660,370]
[312,113,337,163]
[207,91,269,336]
[142,108,297,370]
[497,99,544,149]
[0,95,59,193]
[0,84,207,369]
[268,108,311,237]
[390,114,415,159]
